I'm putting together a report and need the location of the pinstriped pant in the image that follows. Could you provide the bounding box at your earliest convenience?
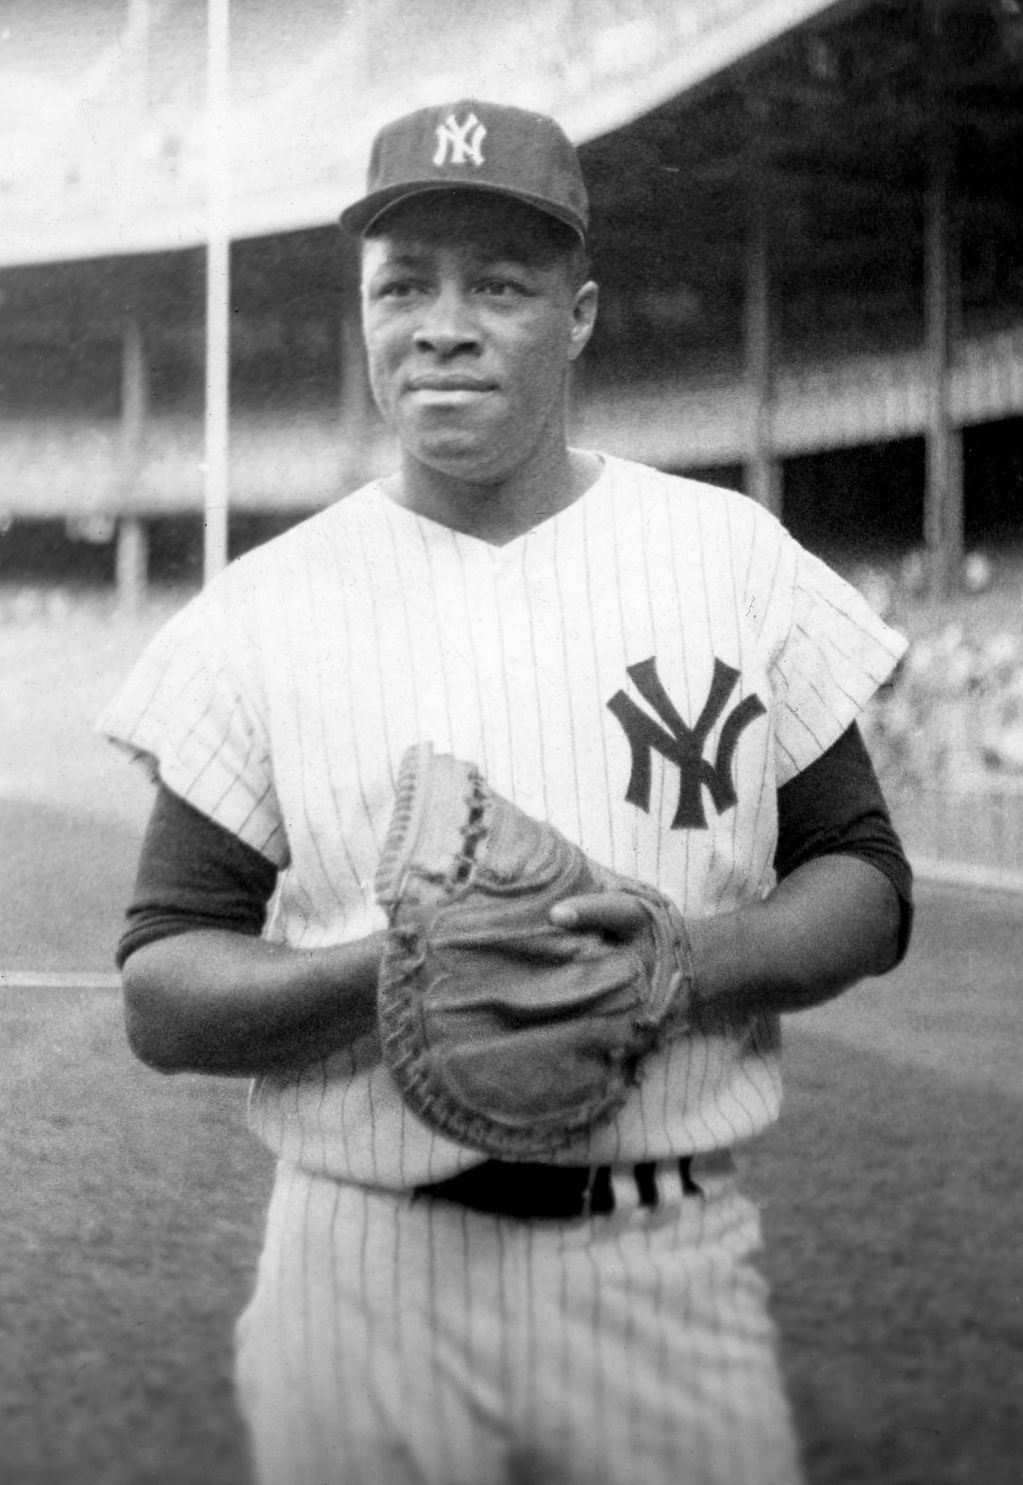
[235,1155,803,1485]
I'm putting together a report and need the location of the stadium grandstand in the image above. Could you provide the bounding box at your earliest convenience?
[1,0,1022,598]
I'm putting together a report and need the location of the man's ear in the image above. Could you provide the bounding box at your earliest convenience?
[568,280,598,361]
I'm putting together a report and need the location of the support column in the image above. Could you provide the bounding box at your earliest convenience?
[116,512,149,609]
[923,6,963,598]
[116,315,149,611]
[744,100,781,516]
[334,0,375,495]
[203,0,231,583]
[113,1,152,611]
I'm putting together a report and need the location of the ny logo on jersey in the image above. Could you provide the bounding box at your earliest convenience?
[607,656,766,830]
[433,111,487,168]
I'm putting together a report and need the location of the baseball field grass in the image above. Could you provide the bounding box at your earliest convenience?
[2,581,1022,1485]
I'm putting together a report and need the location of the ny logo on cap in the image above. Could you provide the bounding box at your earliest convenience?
[433,110,487,168]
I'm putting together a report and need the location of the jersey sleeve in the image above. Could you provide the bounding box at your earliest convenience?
[96,584,289,867]
[774,722,913,960]
[116,782,279,967]
[748,513,908,787]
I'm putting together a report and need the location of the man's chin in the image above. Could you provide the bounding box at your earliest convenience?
[408,436,506,485]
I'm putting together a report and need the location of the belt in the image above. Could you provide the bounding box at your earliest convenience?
[414,1157,702,1221]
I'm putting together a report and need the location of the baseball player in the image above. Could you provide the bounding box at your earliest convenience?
[101,100,913,1485]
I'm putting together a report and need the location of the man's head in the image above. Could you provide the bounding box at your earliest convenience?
[343,101,598,492]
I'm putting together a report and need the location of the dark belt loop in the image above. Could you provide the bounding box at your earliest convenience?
[587,1165,615,1216]
[634,1161,659,1208]
[679,1156,702,1196]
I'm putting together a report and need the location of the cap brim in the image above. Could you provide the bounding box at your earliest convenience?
[340,180,587,244]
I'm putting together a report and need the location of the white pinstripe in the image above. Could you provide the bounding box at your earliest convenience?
[100,454,907,1484]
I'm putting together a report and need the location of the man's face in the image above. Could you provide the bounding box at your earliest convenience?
[360,195,597,486]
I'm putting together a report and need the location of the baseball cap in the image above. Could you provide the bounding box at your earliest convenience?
[340,99,589,244]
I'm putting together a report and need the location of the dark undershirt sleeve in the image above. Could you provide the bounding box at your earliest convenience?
[775,722,913,961]
[117,724,913,971]
[116,784,279,969]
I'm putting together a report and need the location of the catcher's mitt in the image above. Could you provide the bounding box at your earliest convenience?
[374,741,697,1160]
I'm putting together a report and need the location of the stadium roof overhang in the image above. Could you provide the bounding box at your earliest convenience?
[0,0,847,270]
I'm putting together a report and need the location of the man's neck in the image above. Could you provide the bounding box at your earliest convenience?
[384,448,603,547]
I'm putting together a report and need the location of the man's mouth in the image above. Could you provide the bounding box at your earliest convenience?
[406,375,497,393]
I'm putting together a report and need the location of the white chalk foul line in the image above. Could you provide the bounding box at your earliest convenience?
[0,970,121,991]
[912,857,1023,897]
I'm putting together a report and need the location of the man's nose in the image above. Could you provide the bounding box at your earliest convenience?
[412,285,481,356]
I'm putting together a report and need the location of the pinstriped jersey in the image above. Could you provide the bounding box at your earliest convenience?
[100,454,907,1187]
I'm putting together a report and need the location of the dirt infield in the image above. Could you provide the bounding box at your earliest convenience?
[0,982,272,1485]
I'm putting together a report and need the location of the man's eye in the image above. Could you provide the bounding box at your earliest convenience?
[478,279,527,298]
[377,280,421,300]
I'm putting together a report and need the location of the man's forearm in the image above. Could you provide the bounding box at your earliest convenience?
[121,929,386,1076]
[686,854,902,1025]
[124,856,901,1076]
